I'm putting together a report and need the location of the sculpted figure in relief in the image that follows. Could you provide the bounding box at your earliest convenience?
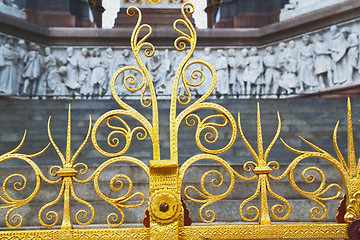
[314,33,333,88]
[22,42,42,96]
[345,28,359,83]
[243,47,264,97]
[78,47,91,98]
[214,49,228,98]
[16,39,27,94]
[235,48,248,98]
[64,47,80,96]
[228,48,237,97]
[38,47,57,97]
[0,36,18,95]
[329,25,348,85]
[47,65,69,99]
[278,41,299,94]
[263,46,280,96]
[102,47,117,98]
[89,48,107,97]
[298,35,317,92]
[47,55,67,98]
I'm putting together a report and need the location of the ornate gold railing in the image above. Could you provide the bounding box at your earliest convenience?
[0,3,360,239]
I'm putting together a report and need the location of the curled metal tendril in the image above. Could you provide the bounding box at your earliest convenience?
[38,183,63,227]
[244,161,257,173]
[73,163,88,176]
[310,206,324,220]
[268,186,291,221]
[123,6,156,110]
[285,158,342,221]
[178,60,215,106]
[92,110,153,158]
[246,206,260,221]
[186,113,232,154]
[93,114,148,157]
[199,170,224,196]
[71,185,95,226]
[142,43,155,58]
[5,211,23,229]
[40,209,59,228]
[268,161,280,171]
[173,3,195,52]
[107,212,123,228]
[179,154,236,223]
[49,166,61,177]
[3,174,26,193]
[126,7,136,17]
[91,157,149,227]
[200,208,216,223]
[75,210,88,224]
[110,174,130,192]
[239,185,261,222]
[0,153,46,229]
[117,66,151,109]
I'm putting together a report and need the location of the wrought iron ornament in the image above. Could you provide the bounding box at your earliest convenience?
[0,2,359,240]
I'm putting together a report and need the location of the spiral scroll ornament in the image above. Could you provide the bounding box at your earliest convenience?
[91,5,160,161]
[281,98,360,222]
[0,137,48,229]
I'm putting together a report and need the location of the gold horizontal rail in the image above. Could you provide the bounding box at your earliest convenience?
[181,223,348,239]
[0,227,150,239]
[0,223,348,240]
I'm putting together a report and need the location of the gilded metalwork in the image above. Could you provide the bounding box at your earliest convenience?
[1,2,360,240]
[281,98,359,223]
[39,104,94,229]
[237,103,291,224]
[0,132,48,229]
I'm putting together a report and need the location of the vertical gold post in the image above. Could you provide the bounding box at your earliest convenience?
[259,175,271,225]
[149,160,181,240]
[61,178,72,229]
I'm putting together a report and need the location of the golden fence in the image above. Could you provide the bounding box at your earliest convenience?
[0,3,359,239]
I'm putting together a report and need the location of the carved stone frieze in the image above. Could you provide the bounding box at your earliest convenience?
[0,19,360,99]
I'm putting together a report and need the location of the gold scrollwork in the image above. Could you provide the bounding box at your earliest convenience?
[91,5,160,161]
[38,104,94,229]
[237,103,291,224]
[169,3,237,162]
[280,98,359,222]
[179,154,236,223]
[179,153,256,223]
[0,132,49,229]
[83,156,149,227]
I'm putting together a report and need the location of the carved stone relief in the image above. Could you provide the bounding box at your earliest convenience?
[1,20,360,99]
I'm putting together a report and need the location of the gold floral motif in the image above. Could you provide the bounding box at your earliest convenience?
[39,104,94,229]
[237,103,291,224]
